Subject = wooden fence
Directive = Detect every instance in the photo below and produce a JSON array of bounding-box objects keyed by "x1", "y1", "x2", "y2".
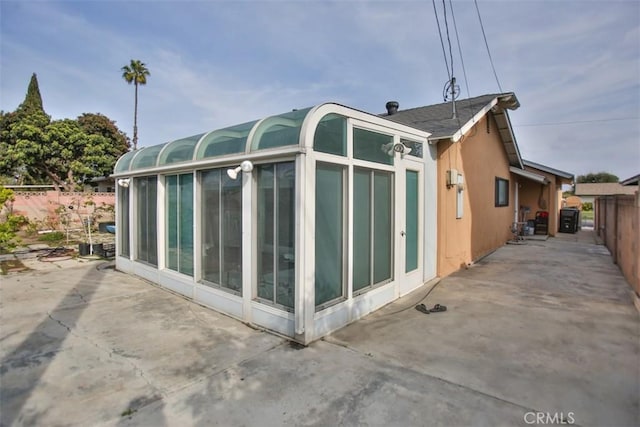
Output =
[{"x1": 595, "y1": 192, "x2": 640, "y2": 294}]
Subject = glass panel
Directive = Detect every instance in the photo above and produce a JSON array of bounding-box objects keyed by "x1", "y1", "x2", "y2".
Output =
[
  {"x1": 118, "y1": 186, "x2": 130, "y2": 256},
  {"x1": 158, "y1": 134, "x2": 203, "y2": 165},
  {"x1": 114, "y1": 151, "x2": 135, "y2": 173},
  {"x1": 405, "y1": 170, "x2": 418, "y2": 272},
  {"x1": 201, "y1": 170, "x2": 221, "y2": 284},
  {"x1": 165, "y1": 174, "x2": 193, "y2": 276},
  {"x1": 130, "y1": 144, "x2": 167, "y2": 170},
  {"x1": 251, "y1": 108, "x2": 311, "y2": 151},
  {"x1": 221, "y1": 173, "x2": 242, "y2": 292},
  {"x1": 401, "y1": 138, "x2": 424, "y2": 159},
  {"x1": 373, "y1": 172, "x2": 392, "y2": 283},
  {"x1": 353, "y1": 128, "x2": 394, "y2": 165},
  {"x1": 136, "y1": 176, "x2": 157, "y2": 266},
  {"x1": 276, "y1": 163, "x2": 295, "y2": 308},
  {"x1": 166, "y1": 175, "x2": 179, "y2": 271},
  {"x1": 196, "y1": 121, "x2": 258, "y2": 159},
  {"x1": 315, "y1": 164, "x2": 344, "y2": 306},
  {"x1": 200, "y1": 169, "x2": 242, "y2": 293},
  {"x1": 314, "y1": 114, "x2": 347, "y2": 156},
  {"x1": 256, "y1": 162, "x2": 295, "y2": 309},
  {"x1": 179, "y1": 174, "x2": 194, "y2": 276},
  {"x1": 257, "y1": 165, "x2": 275, "y2": 302},
  {"x1": 353, "y1": 169, "x2": 371, "y2": 291}
]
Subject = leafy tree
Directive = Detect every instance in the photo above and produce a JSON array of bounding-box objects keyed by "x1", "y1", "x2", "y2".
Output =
[
  {"x1": 576, "y1": 172, "x2": 619, "y2": 183},
  {"x1": 121, "y1": 59, "x2": 150, "y2": 150},
  {"x1": 0, "y1": 74, "x2": 130, "y2": 191},
  {"x1": 77, "y1": 113, "x2": 131, "y2": 156},
  {"x1": 0, "y1": 74, "x2": 51, "y2": 184}
]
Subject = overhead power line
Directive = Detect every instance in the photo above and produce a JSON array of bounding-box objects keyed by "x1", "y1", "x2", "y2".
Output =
[
  {"x1": 474, "y1": 0, "x2": 503, "y2": 92},
  {"x1": 432, "y1": 0, "x2": 451, "y2": 81},
  {"x1": 515, "y1": 117, "x2": 639, "y2": 127}
]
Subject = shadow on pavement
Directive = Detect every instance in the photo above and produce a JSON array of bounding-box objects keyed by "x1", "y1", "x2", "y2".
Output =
[{"x1": 0, "y1": 265, "x2": 106, "y2": 426}]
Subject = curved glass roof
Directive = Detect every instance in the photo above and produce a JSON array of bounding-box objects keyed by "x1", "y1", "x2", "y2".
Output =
[
  {"x1": 130, "y1": 143, "x2": 167, "y2": 170},
  {"x1": 114, "y1": 150, "x2": 137, "y2": 173},
  {"x1": 115, "y1": 107, "x2": 313, "y2": 173},
  {"x1": 250, "y1": 108, "x2": 311, "y2": 151},
  {"x1": 195, "y1": 120, "x2": 257, "y2": 160},
  {"x1": 158, "y1": 133, "x2": 205, "y2": 166}
]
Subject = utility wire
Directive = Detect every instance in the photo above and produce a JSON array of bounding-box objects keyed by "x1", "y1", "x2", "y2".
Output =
[
  {"x1": 474, "y1": 0, "x2": 503, "y2": 92},
  {"x1": 442, "y1": 0, "x2": 454, "y2": 79},
  {"x1": 432, "y1": 0, "x2": 451, "y2": 81},
  {"x1": 449, "y1": 0, "x2": 470, "y2": 99},
  {"x1": 515, "y1": 117, "x2": 639, "y2": 127}
]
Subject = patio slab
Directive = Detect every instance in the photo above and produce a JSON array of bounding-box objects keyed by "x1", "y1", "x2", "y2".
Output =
[{"x1": 1, "y1": 231, "x2": 638, "y2": 426}]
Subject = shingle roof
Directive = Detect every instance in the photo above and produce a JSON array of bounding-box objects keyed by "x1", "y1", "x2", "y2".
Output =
[
  {"x1": 523, "y1": 160, "x2": 574, "y2": 180},
  {"x1": 620, "y1": 174, "x2": 640, "y2": 186},
  {"x1": 381, "y1": 93, "x2": 514, "y2": 139},
  {"x1": 574, "y1": 182, "x2": 638, "y2": 196},
  {"x1": 380, "y1": 92, "x2": 522, "y2": 167}
]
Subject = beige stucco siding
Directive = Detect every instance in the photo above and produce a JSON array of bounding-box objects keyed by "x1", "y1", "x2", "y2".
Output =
[
  {"x1": 519, "y1": 168, "x2": 563, "y2": 235},
  {"x1": 437, "y1": 114, "x2": 513, "y2": 277}
]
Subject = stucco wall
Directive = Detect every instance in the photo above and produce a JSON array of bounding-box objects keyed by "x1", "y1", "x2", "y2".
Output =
[
  {"x1": 7, "y1": 191, "x2": 115, "y2": 230},
  {"x1": 437, "y1": 114, "x2": 514, "y2": 277},
  {"x1": 519, "y1": 168, "x2": 566, "y2": 235}
]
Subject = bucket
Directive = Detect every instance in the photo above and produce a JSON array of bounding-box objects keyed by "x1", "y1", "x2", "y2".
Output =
[{"x1": 78, "y1": 243, "x2": 104, "y2": 256}]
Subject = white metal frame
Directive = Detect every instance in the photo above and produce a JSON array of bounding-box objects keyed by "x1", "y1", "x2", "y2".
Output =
[{"x1": 115, "y1": 103, "x2": 438, "y2": 344}]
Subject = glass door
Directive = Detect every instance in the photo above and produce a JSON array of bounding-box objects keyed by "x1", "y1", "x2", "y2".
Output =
[{"x1": 396, "y1": 146, "x2": 424, "y2": 294}]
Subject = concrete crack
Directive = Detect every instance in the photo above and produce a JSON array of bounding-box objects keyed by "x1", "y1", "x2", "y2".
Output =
[
  {"x1": 322, "y1": 338, "x2": 554, "y2": 420},
  {"x1": 45, "y1": 311, "x2": 164, "y2": 397}
]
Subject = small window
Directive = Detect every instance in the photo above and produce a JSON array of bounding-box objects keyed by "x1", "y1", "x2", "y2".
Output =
[
  {"x1": 314, "y1": 114, "x2": 347, "y2": 156},
  {"x1": 400, "y1": 138, "x2": 423, "y2": 158},
  {"x1": 353, "y1": 128, "x2": 394, "y2": 165},
  {"x1": 495, "y1": 177, "x2": 509, "y2": 207}
]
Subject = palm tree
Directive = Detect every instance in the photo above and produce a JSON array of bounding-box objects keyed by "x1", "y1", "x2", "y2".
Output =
[{"x1": 121, "y1": 60, "x2": 150, "y2": 150}]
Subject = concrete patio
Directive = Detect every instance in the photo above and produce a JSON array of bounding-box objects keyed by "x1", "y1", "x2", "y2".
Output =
[{"x1": 1, "y1": 230, "x2": 638, "y2": 426}]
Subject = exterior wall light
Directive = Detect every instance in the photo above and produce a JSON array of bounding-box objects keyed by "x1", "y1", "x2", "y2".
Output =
[
  {"x1": 382, "y1": 142, "x2": 413, "y2": 157},
  {"x1": 227, "y1": 160, "x2": 254, "y2": 180}
]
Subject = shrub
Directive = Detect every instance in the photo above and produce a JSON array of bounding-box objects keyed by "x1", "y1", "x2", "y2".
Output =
[
  {"x1": 37, "y1": 231, "x2": 65, "y2": 243},
  {"x1": 582, "y1": 202, "x2": 593, "y2": 211}
]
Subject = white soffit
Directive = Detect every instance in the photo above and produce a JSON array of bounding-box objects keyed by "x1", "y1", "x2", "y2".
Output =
[{"x1": 510, "y1": 166, "x2": 548, "y2": 184}]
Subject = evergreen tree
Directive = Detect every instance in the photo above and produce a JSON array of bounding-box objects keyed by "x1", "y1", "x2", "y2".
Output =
[
  {"x1": 16, "y1": 73, "x2": 46, "y2": 117},
  {"x1": 0, "y1": 73, "x2": 130, "y2": 190}
]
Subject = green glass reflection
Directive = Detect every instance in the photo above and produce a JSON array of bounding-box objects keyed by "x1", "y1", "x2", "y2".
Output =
[
  {"x1": 257, "y1": 162, "x2": 295, "y2": 309},
  {"x1": 373, "y1": 172, "x2": 392, "y2": 283},
  {"x1": 166, "y1": 174, "x2": 193, "y2": 276},
  {"x1": 200, "y1": 169, "x2": 242, "y2": 293},
  {"x1": 136, "y1": 176, "x2": 157, "y2": 266},
  {"x1": 405, "y1": 170, "x2": 419, "y2": 272},
  {"x1": 251, "y1": 108, "x2": 311, "y2": 151},
  {"x1": 314, "y1": 114, "x2": 347, "y2": 156},
  {"x1": 353, "y1": 128, "x2": 394, "y2": 165},
  {"x1": 118, "y1": 186, "x2": 130, "y2": 257},
  {"x1": 353, "y1": 169, "x2": 371, "y2": 291},
  {"x1": 179, "y1": 174, "x2": 194, "y2": 276},
  {"x1": 315, "y1": 164, "x2": 344, "y2": 306},
  {"x1": 166, "y1": 175, "x2": 178, "y2": 271}
]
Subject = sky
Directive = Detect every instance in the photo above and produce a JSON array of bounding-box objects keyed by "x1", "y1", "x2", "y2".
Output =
[{"x1": 1, "y1": 0, "x2": 638, "y2": 181}]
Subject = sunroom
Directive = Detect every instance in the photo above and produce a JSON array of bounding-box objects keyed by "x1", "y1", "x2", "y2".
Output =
[{"x1": 112, "y1": 103, "x2": 437, "y2": 344}]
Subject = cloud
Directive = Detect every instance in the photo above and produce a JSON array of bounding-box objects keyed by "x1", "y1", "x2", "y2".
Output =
[{"x1": 1, "y1": 0, "x2": 638, "y2": 179}]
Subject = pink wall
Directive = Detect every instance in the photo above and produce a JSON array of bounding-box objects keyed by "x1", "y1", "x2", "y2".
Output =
[{"x1": 8, "y1": 191, "x2": 115, "y2": 230}]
